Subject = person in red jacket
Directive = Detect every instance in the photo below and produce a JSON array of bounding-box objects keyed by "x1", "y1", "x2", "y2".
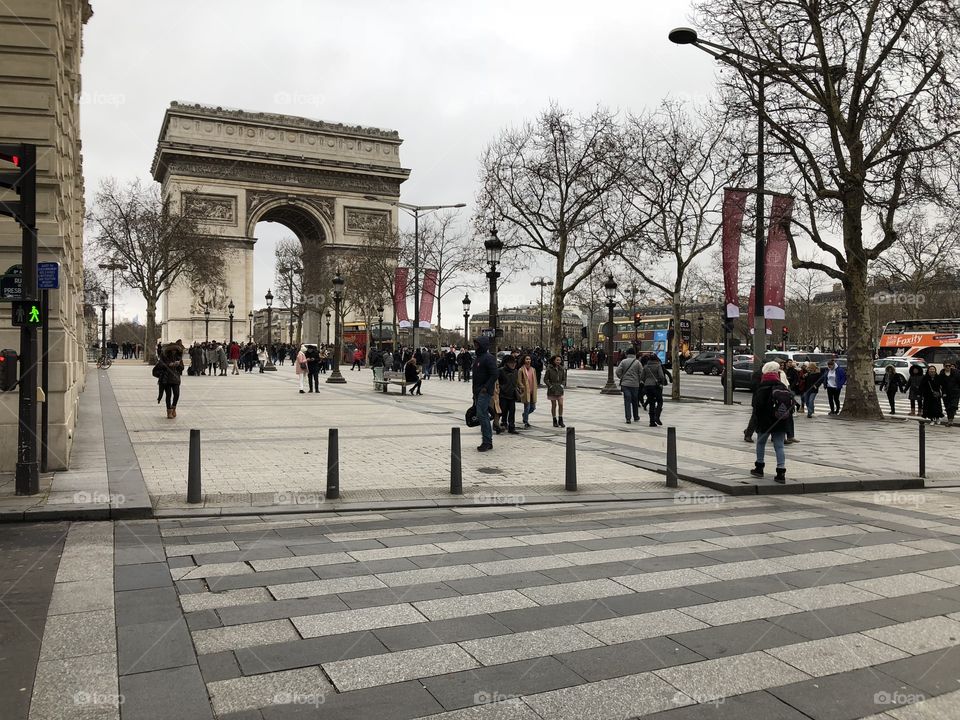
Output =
[
  {"x1": 351, "y1": 348, "x2": 364, "y2": 371},
  {"x1": 229, "y1": 341, "x2": 241, "y2": 375}
]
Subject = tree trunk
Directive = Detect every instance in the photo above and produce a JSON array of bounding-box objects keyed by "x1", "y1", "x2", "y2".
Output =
[
  {"x1": 550, "y1": 263, "x2": 565, "y2": 354},
  {"x1": 144, "y1": 298, "x2": 159, "y2": 364},
  {"x1": 671, "y1": 291, "x2": 682, "y2": 401},
  {"x1": 842, "y1": 258, "x2": 882, "y2": 419}
]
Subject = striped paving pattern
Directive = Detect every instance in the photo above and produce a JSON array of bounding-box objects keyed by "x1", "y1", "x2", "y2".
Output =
[{"x1": 159, "y1": 496, "x2": 960, "y2": 719}]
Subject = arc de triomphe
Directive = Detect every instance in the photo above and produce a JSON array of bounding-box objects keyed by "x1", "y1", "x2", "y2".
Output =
[{"x1": 150, "y1": 102, "x2": 409, "y2": 345}]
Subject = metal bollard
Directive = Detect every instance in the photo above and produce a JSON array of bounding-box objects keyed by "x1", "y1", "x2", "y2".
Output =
[
  {"x1": 666, "y1": 426, "x2": 678, "y2": 488},
  {"x1": 450, "y1": 427, "x2": 463, "y2": 495},
  {"x1": 565, "y1": 426, "x2": 577, "y2": 491},
  {"x1": 326, "y1": 428, "x2": 340, "y2": 500},
  {"x1": 187, "y1": 429, "x2": 202, "y2": 504},
  {"x1": 919, "y1": 421, "x2": 926, "y2": 478}
]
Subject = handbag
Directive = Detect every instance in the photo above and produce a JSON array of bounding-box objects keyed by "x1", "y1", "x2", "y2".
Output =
[
  {"x1": 152, "y1": 362, "x2": 164, "y2": 379},
  {"x1": 299, "y1": 362, "x2": 307, "y2": 370},
  {"x1": 465, "y1": 405, "x2": 480, "y2": 427}
]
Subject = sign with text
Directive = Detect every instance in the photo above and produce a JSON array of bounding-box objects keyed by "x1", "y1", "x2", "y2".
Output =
[{"x1": 38, "y1": 262, "x2": 59, "y2": 289}]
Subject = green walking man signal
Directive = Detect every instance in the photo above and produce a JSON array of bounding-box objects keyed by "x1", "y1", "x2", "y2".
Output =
[{"x1": 12, "y1": 300, "x2": 42, "y2": 327}]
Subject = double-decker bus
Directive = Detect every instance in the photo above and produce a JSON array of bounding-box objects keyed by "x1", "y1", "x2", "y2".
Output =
[
  {"x1": 597, "y1": 315, "x2": 692, "y2": 363},
  {"x1": 878, "y1": 318, "x2": 960, "y2": 368}
]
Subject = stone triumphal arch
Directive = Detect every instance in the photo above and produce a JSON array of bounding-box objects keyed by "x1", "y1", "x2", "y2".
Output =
[{"x1": 151, "y1": 102, "x2": 409, "y2": 344}]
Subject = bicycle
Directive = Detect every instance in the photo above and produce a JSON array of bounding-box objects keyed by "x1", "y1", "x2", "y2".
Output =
[{"x1": 96, "y1": 353, "x2": 113, "y2": 369}]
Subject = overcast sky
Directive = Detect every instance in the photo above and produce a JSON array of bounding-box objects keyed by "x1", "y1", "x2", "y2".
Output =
[{"x1": 81, "y1": 0, "x2": 718, "y2": 329}]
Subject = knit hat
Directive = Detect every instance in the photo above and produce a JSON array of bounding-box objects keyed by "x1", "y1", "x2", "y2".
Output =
[{"x1": 762, "y1": 361, "x2": 781, "y2": 374}]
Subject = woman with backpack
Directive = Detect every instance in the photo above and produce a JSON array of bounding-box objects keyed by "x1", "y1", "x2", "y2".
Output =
[
  {"x1": 879, "y1": 364, "x2": 907, "y2": 414},
  {"x1": 154, "y1": 342, "x2": 184, "y2": 419},
  {"x1": 751, "y1": 361, "x2": 793, "y2": 484}
]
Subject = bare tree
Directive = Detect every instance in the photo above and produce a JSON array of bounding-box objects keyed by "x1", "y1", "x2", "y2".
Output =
[
  {"x1": 618, "y1": 99, "x2": 746, "y2": 399},
  {"x1": 418, "y1": 212, "x2": 479, "y2": 344},
  {"x1": 786, "y1": 266, "x2": 831, "y2": 348},
  {"x1": 476, "y1": 103, "x2": 641, "y2": 353},
  {"x1": 87, "y1": 179, "x2": 226, "y2": 362},
  {"x1": 274, "y1": 238, "x2": 306, "y2": 344},
  {"x1": 695, "y1": 0, "x2": 960, "y2": 418}
]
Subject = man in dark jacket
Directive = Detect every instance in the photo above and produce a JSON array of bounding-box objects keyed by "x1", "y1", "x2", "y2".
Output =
[
  {"x1": 498, "y1": 354, "x2": 519, "y2": 433},
  {"x1": 472, "y1": 337, "x2": 498, "y2": 451},
  {"x1": 751, "y1": 361, "x2": 791, "y2": 483}
]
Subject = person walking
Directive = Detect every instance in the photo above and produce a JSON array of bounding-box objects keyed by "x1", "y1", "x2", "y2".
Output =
[
  {"x1": 518, "y1": 354, "x2": 538, "y2": 428},
  {"x1": 216, "y1": 343, "x2": 228, "y2": 376},
  {"x1": 821, "y1": 358, "x2": 846, "y2": 415},
  {"x1": 907, "y1": 363, "x2": 925, "y2": 416},
  {"x1": 305, "y1": 344, "x2": 320, "y2": 392},
  {"x1": 295, "y1": 344, "x2": 308, "y2": 393},
  {"x1": 879, "y1": 365, "x2": 906, "y2": 414},
  {"x1": 405, "y1": 355, "x2": 422, "y2": 396},
  {"x1": 920, "y1": 365, "x2": 944, "y2": 424},
  {"x1": 499, "y1": 354, "x2": 519, "y2": 434},
  {"x1": 751, "y1": 361, "x2": 793, "y2": 484},
  {"x1": 155, "y1": 341, "x2": 184, "y2": 419},
  {"x1": 939, "y1": 361, "x2": 959, "y2": 426},
  {"x1": 230, "y1": 341, "x2": 241, "y2": 375},
  {"x1": 640, "y1": 353, "x2": 667, "y2": 427},
  {"x1": 800, "y1": 361, "x2": 822, "y2": 417},
  {"x1": 544, "y1": 354, "x2": 567, "y2": 427},
  {"x1": 471, "y1": 337, "x2": 497, "y2": 451},
  {"x1": 615, "y1": 347, "x2": 642, "y2": 424}
]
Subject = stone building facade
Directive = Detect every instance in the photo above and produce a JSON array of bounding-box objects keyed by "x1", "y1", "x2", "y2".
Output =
[{"x1": 0, "y1": 0, "x2": 92, "y2": 471}]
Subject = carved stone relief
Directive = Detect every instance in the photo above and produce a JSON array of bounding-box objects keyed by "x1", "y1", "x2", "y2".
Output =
[
  {"x1": 191, "y1": 283, "x2": 229, "y2": 314},
  {"x1": 344, "y1": 207, "x2": 389, "y2": 235},
  {"x1": 182, "y1": 192, "x2": 236, "y2": 224}
]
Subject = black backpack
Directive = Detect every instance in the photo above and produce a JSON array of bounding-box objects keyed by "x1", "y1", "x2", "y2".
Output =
[{"x1": 771, "y1": 386, "x2": 795, "y2": 421}]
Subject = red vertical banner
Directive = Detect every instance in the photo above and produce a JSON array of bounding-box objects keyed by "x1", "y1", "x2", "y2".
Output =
[
  {"x1": 748, "y1": 285, "x2": 774, "y2": 338},
  {"x1": 722, "y1": 189, "x2": 748, "y2": 318},
  {"x1": 394, "y1": 267, "x2": 411, "y2": 328},
  {"x1": 418, "y1": 269, "x2": 438, "y2": 329},
  {"x1": 763, "y1": 194, "x2": 794, "y2": 320}
]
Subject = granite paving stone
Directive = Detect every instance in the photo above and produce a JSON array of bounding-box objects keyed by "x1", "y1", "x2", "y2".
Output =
[
  {"x1": 29, "y1": 652, "x2": 120, "y2": 720},
  {"x1": 118, "y1": 664, "x2": 214, "y2": 720},
  {"x1": 197, "y1": 651, "x2": 242, "y2": 682},
  {"x1": 323, "y1": 643, "x2": 480, "y2": 692},
  {"x1": 654, "y1": 651, "x2": 810, "y2": 703},
  {"x1": 769, "y1": 582, "x2": 885, "y2": 610},
  {"x1": 207, "y1": 667, "x2": 331, "y2": 716},
  {"x1": 179, "y1": 587, "x2": 273, "y2": 612},
  {"x1": 460, "y1": 625, "x2": 603, "y2": 665},
  {"x1": 46, "y1": 579, "x2": 114, "y2": 615},
  {"x1": 414, "y1": 589, "x2": 538, "y2": 621},
  {"x1": 267, "y1": 574, "x2": 385, "y2": 600},
  {"x1": 115, "y1": 585, "x2": 185, "y2": 629},
  {"x1": 259, "y1": 679, "x2": 443, "y2": 720},
  {"x1": 248, "y1": 552, "x2": 353, "y2": 571},
  {"x1": 117, "y1": 617, "x2": 196, "y2": 675},
  {"x1": 766, "y1": 631, "x2": 910, "y2": 675},
  {"x1": 115, "y1": 562, "x2": 175, "y2": 590},
  {"x1": 668, "y1": 619, "x2": 809, "y2": 659},
  {"x1": 185, "y1": 609, "x2": 223, "y2": 631},
  {"x1": 522, "y1": 671, "x2": 694, "y2": 720},
  {"x1": 769, "y1": 667, "x2": 924, "y2": 720},
  {"x1": 640, "y1": 690, "x2": 813, "y2": 720},
  {"x1": 679, "y1": 596, "x2": 800, "y2": 626},
  {"x1": 850, "y1": 572, "x2": 954, "y2": 598},
  {"x1": 578, "y1": 609, "x2": 709, "y2": 644},
  {"x1": 554, "y1": 636, "x2": 705, "y2": 682},
  {"x1": 373, "y1": 615, "x2": 512, "y2": 652},
  {"x1": 864, "y1": 616, "x2": 960, "y2": 655},
  {"x1": 516, "y1": 578, "x2": 633, "y2": 605},
  {"x1": 875, "y1": 647, "x2": 960, "y2": 696},
  {"x1": 291, "y1": 602, "x2": 427, "y2": 637},
  {"x1": 233, "y1": 631, "x2": 388, "y2": 674},
  {"x1": 192, "y1": 619, "x2": 300, "y2": 655},
  {"x1": 165, "y1": 541, "x2": 240, "y2": 557}
]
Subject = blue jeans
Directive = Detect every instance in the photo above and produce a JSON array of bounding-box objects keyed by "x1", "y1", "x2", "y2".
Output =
[
  {"x1": 622, "y1": 386, "x2": 640, "y2": 420},
  {"x1": 522, "y1": 401, "x2": 536, "y2": 425},
  {"x1": 802, "y1": 389, "x2": 817, "y2": 415},
  {"x1": 476, "y1": 391, "x2": 493, "y2": 446},
  {"x1": 756, "y1": 431, "x2": 786, "y2": 468}
]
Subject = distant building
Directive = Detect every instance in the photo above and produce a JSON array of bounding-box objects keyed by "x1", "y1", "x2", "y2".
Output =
[{"x1": 469, "y1": 307, "x2": 583, "y2": 349}]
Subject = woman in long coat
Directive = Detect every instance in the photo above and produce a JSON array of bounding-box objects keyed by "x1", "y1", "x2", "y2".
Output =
[
  {"x1": 517, "y1": 354, "x2": 538, "y2": 429},
  {"x1": 920, "y1": 365, "x2": 944, "y2": 424}
]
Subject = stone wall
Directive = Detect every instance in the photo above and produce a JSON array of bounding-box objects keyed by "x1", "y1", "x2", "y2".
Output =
[{"x1": 0, "y1": 0, "x2": 92, "y2": 470}]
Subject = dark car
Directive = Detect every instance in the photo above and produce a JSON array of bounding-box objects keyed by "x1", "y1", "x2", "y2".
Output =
[
  {"x1": 684, "y1": 351, "x2": 725, "y2": 376},
  {"x1": 720, "y1": 360, "x2": 757, "y2": 391}
]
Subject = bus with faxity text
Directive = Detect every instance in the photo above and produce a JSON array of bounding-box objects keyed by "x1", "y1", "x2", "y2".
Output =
[{"x1": 878, "y1": 318, "x2": 960, "y2": 369}]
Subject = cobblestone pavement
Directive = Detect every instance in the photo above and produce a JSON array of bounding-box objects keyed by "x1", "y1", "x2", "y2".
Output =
[
  {"x1": 19, "y1": 489, "x2": 960, "y2": 719},
  {"x1": 102, "y1": 364, "x2": 956, "y2": 508}
]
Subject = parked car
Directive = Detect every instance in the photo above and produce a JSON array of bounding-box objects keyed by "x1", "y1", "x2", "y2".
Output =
[
  {"x1": 684, "y1": 351, "x2": 725, "y2": 375},
  {"x1": 732, "y1": 354, "x2": 754, "y2": 363},
  {"x1": 720, "y1": 361, "x2": 757, "y2": 391},
  {"x1": 873, "y1": 356, "x2": 926, "y2": 384}
]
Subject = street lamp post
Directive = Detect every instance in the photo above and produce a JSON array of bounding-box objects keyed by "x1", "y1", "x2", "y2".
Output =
[
  {"x1": 462, "y1": 293, "x2": 471, "y2": 344},
  {"x1": 327, "y1": 270, "x2": 347, "y2": 384},
  {"x1": 264, "y1": 290, "x2": 276, "y2": 371},
  {"x1": 100, "y1": 292, "x2": 108, "y2": 360},
  {"x1": 98, "y1": 260, "x2": 127, "y2": 343},
  {"x1": 228, "y1": 299, "x2": 235, "y2": 346},
  {"x1": 204, "y1": 306, "x2": 210, "y2": 343},
  {"x1": 484, "y1": 228, "x2": 504, "y2": 354},
  {"x1": 697, "y1": 312, "x2": 704, "y2": 351},
  {"x1": 530, "y1": 277, "x2": 554, "y2": 350},
  {"x1": 601, "y1": 274, "x2": 619, "y2": 394},
  {"x1": 362, "y1": 196, "x2": 466, "y2": 349},
  {"x1": 248, "y1": 312, "x2": 253, "y2": 342},
  {"x1": 325, "y1": 311, "x2": 331, "y2": 345},
  {"x1": 377, "y1": 301, "x2": 384, "y2": 351}
]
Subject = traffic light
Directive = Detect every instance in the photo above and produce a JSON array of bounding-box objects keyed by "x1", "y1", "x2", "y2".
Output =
[
  {"x1": 782, "y1": 325, "x2": 789, "y2": 342},
  {"x1": 580, "y1": 326, "x2": 587, "y2": 339},
  {"x1": 633, "y1": 312, "x2": 642, "y2": 328},
  {"x1": 0, "y1": 144, "x2": 36, "y2": 228},
  {"x1": 0, "y1": 349, "x2": 18, "y2": 391},
  {"x1": 721, "y1": 310, "x2": 735, "y2": 333},
  {"x1": 11, "y1": 300, "x2": 42, "y2": 327}
]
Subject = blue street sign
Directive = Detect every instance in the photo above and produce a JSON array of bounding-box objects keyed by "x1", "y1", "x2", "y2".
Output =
[{"x1": 38, "y1": 261, "x2": 59, "y2": 290}]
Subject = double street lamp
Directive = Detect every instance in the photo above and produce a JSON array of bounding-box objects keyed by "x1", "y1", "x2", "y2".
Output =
[
  {"x1": 601, "y1": 274, "x2": 620, "y2": 395},
  {"x1": 204, "y1": 306, "x2": 210, "y2": 343},
  {"x1": 264, "y1": 290, "x2": 276, "y2": 371},
  {"x1": 363, "y1": 196, "x2": 466, "y2": 349},
  {"x1": 327, "y1": 270, "x2": 347, "y2": 384},
  {"x1": 98, "y1": 259, "x2": 127, "y2": 343},
  {"x1": 376, "y1": 300, "x2": 384, "y2": 351},
  {"x1": 530, "y1": 277, "x2": 554, "y2": 350},
  {"x1": 697, "y1": 312, "x2": 704, "y2": 351},
  {"x1": 248, "y1": 311, "x2": 253, "y2": 342},
  {"x1": 325, "y1": 311, "x2": 331, "y2": 346},
  {"x1": 462, "y1": 293, "x2": 471, "y2": 343},
  {"x1": 484, "y1": 228, "x2": 504, "y2": 354},
  {"x1": 228, "y1": 299, "x2": 235, "y2": 346}
]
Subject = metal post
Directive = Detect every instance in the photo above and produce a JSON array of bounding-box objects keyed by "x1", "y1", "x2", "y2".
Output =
[
  {"x1": 327, "y1": 296, "x2": 346, "y2": 383},
  {"x1": 724, "y1": 322, "x2": 733, "y2": 405},
  {"x1": 487, "y1": 267, "x2": 500, "y2": 355},
  {"x1": 40, "y1": 288, "x2": 48, "y2": 472},
  {"x1": 413, "y1": 210, "x2": 420, "y2": 350},
  {"x1": 14, "y1": 145, "x2": 38, "y2": 495},
  {"x1": 187, "y1": 429, "x2": 202, "y2": 503},
  {"x1": 450, "y1": 427, "x2": 462, "y2": 494},
  {"x1": 752, "y1": 72, "x2": 766, "y2": 375},
  {"x1": 229, "y1": 314, "x2": 233, "y2": 345},
  {"x1": 666, "y1": 426, "x2": 679, "y2": 488},
  {"x1": 601, "y1": 301, "x2": 618, "y2": 394},
  {"x1": 326, "y1": 427, "x2": 340, "y2": 499},
  {"x1": 565, "y1": 426, "x2": 577, "y2": 491},
  {"x1": 919, "y1": 422, "x2": 926, "y2": 478},
  {"x1": 464, "y1": 311, "x2": 469, "y2": 343}
]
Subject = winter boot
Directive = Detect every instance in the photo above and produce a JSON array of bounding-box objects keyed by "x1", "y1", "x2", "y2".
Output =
[
  {"x1": 552, "y1": 417, "x2": 559, "y2": 427},
  {"x1": 774, "y1": 467, "x2": 787, "y2": 484},
  {"x1": 166, "y1": 408, "x2": 173, "y2": 419},
  {"x1": 749, "y1": 462, "x2": 764, "y2": 478},
  {"x1": 558, "y1": 416, "x2": 565, "y2": 428}
]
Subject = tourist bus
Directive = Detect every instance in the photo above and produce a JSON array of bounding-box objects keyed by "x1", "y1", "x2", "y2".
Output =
[
  {"x1": 877, "y1": 318, "x2": 960, "y2": 369},
  {"x1": 597, "y1": 315, "x2": 692, "y2": 364}
]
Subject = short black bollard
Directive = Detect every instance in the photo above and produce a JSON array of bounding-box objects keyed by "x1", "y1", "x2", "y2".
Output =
[
  {"x1": 326, "y1": 428, "x2": 340, "y2": 500},
  {"x1": 187, "y1": 429, "x2": 202, "y2": 504},
  {"x1": 666, "y1": 426, "x2": 678, "y2": 488},
  {"x1": 919, "y1": 421, "x2": 926, "y2": 478},
  {"x1": 565, "y1": 426, "x2": 577, "y2": 491},
  {"x1": 450, "y1": 427, "x2": 463, "y2": 495}
]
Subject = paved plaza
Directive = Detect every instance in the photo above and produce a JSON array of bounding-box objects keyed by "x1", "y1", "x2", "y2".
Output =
[{"x1": 9, "y1": 489, "x2": 960, "y2": 719}]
